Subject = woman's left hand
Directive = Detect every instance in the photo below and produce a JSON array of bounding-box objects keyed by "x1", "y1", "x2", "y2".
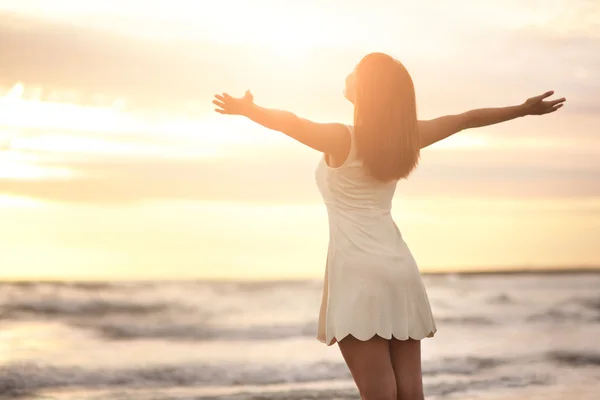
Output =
[
  {"x1": 521, "y1": 91, "x2": 566, "y2": 116},
  {"x1": 213, "y1": 90, "x2": 254, "y2": 116}
]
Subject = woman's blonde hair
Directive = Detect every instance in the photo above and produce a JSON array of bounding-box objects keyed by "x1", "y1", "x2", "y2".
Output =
[{"x1": 353, "y1": 52, "x2": 420, "y2": 181}]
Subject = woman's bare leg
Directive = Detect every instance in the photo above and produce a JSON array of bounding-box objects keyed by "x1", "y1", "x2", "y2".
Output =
[
  {"x1": 338, "y1": 335, "x2": 397, "y2": 400},
  {"x1": 389, "y1": 338, "x2": 424, "y2": 400}
]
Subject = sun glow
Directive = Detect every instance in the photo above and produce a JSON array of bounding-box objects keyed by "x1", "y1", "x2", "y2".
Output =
[
  {"x1": 0, "y1": 195, "x2": 46, "y2": 208},
  {"x1": 428, "y1": 134, "x2": 489, "y2": 149},
  {"x1": 0, "y1": 0, "x2": 330, "y2": 59},
  {"x1": 0, "y1": 153, "x2": 74, "y2": 180},
  {"x1": 0, "y1": 83, "x2": 296, "y2": 181},
  {"x1": 0, "y1": 84, "x2": 210, "y2": 181},
  {"x1": 0, "y1": 0, "x2": 599, "y2": 279},
  {"x1": 0, "y1": 83, "x2": 133, "y2": 134},
  {"x1": 0, "y1": 83, "x2": 281, "y2": 147}
]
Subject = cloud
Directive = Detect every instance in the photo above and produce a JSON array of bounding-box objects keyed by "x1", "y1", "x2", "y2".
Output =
[
  {"x1": 413, "y1": 29, "x2": 600, "y2": 116},
  {"x1": 0, "y1": 153, "x2": 316, "y2": 204},
  {"x1": 1, "y1": 11, "x2": 599, "y2": 116},
  {"x1": 0, "y1": 8, "x2": 598, "y2": 205},
  {"x1": 1, "y1": 143, "x2": 599, "y2": 204},
  {"x1": 0, "y1": 13, "x2": 355, "y2": 115},
  {"x1": 0, "y1": 13, "x2": 214, "y2": 110}
]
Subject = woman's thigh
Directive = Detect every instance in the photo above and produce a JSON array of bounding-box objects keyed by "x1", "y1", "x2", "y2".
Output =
[
  {"x1": 338, "y1": 334, "x2": 397, "y2": 400},
  {"x1": 389, "y1": 338, "x2": 424, "y2": 400}
]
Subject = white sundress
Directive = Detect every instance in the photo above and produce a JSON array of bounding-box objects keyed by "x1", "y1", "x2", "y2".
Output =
[{"x1": 315, "y1": 124, "x2": 437, "y2": 346}]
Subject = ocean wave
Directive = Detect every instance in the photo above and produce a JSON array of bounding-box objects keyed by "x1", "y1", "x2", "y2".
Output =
[
  {"x1": 436, "y1": 316, "x2": 495, "y2": 325},
  {"x1": 582, "y1": 298, "x2": 600, "y2": 312},
  {"x1": 216, "y1": 280, "x2": 317, "y2": 293},
  {"x1": 74, "y1": 317, "x2": 501, "y2": 342},
  {"x1": 57, "y1": 281, "x2": 121, "y2": 291},
  {"x1": 33, "y1": 374, "x2": 550, "y2": 400},
  {"x1": 425, "y1": 373, "x2": 549, "y2": 399},
  {"x1": 3, "y1": 303, "x2": 499, "y2": 343},
  {"x1": 0, "y1": 356, "x2": 510, "y2": 397},
  {"x1": 0, "y1": 361, "x2": 350, "y2": 397},
  {"x1": 527, "y1": 298, "x2": 600, "y2": 323},
  {"x1": 1, "y1": 297, "x2": 172, "y2": 318},
  {"x1": 0, "y1": 281, "x2": 121, "y2": 291},
  {"x1": 72, "y1": 319, "x2": 317, "y2": 341},
  {"x1": 0, "y1": 295, "x2": 322, "y2": 342},
  {"x1": 425, "y1": 356, "x2": 503, "y2": 376},
  {"x1": 486, "y1": 293, "x2": 515, "y2": 304},
  {"x1": 548, "y1": 351, "x2": 600, "y2": 367},
  {"x1": 526, "y1": 309, "x2": 593, "y2": 323}
]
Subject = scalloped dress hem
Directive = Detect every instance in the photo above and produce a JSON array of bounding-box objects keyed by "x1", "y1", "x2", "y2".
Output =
[{"x1": 317, "y1": 329, "x2": 436, "y2": 347}]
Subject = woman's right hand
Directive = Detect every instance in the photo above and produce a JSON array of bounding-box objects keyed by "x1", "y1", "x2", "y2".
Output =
[
  {"x1": 213, "y1": 90, "x2": 254, "y2": 116},
  {"x1": 521, "y1": 91, "x2": 566, "y2": 116}
]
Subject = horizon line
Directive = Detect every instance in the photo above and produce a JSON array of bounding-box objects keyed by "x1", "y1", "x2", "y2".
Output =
[{"x1": 0, "y1": 265, "x2": 599, "y2": 283}]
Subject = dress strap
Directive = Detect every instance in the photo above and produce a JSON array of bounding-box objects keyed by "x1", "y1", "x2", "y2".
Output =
[
  {"x1": 324, "y1": 124, "x2": 356, "y2": 169},
  {"x1": 344, "y1": 124, "x2": 356, "y2": 164}
]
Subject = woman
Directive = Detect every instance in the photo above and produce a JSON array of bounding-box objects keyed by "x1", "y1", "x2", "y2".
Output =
[{"x1": 213, "y1": 52, "x2": 565, "y2": 400}]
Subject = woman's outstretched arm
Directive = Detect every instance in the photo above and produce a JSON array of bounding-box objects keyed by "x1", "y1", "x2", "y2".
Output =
[
  {"x1": 418, "y1": 90, "x2": 566, "y2": 149},
  {"x1": 213, "y1": 90, "x2": 350, "y2": 157}
]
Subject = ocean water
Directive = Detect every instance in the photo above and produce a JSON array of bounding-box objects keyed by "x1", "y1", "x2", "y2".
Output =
[{"x1": 0, "y1": 272, "x2": 599, "y2": 400}]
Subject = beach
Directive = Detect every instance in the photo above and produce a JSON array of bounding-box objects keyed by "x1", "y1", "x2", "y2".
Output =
[{"x1": 0, "y1": 271, "x2": 598, "y2": 399}]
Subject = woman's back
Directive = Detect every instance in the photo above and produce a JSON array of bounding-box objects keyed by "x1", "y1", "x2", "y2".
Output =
[
  {"x1": 316, "y1": 126, "x2": 397, "y2": 213},
  {"x1": 315, "y1": 125, "x2": 404, "y2": 255},
  {"x1": 315, "y1": 125, "x2": 436, "y2": 346}
]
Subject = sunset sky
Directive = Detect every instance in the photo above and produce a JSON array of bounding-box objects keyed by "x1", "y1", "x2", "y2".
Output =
[{"x1": 0, "y1": 0, "x2": 598, "y2": 280}]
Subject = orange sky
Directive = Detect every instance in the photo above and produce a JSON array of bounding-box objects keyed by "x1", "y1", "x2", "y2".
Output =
[{"x1": 0, "y1": 0, "x2": 599, "y2": 280}]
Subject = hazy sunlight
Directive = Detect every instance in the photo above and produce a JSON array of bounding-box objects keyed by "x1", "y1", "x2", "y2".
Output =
[{"x1": 0, "y1": 0, "x2": 598, "y2": 280}]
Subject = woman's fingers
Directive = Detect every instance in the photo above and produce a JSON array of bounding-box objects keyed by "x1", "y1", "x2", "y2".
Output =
[
  {"x1": 541, "y1": 98, "x2": 566, "y2": 112},
  {"x1": 547, "y1": 97, "x2": 566, "y2": 107},
  {"x1": 212, "y1": 97, "x2": 230, "y2": 114},
  {"x1": 214, "y1": 91, "x2": 250, "y2": 115},
  {"x1": 530, "y1": 90, "x2": 555, "y2": 104},
  {"x1": 543, "y1": 103, "x2": 564, "y2": 114},
  {"x1": 212, "y1": 99, "x2": 226, "y2": 109},
  {"x1": 539, "y1": 90, "x2": 555, "y2": 101}
]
